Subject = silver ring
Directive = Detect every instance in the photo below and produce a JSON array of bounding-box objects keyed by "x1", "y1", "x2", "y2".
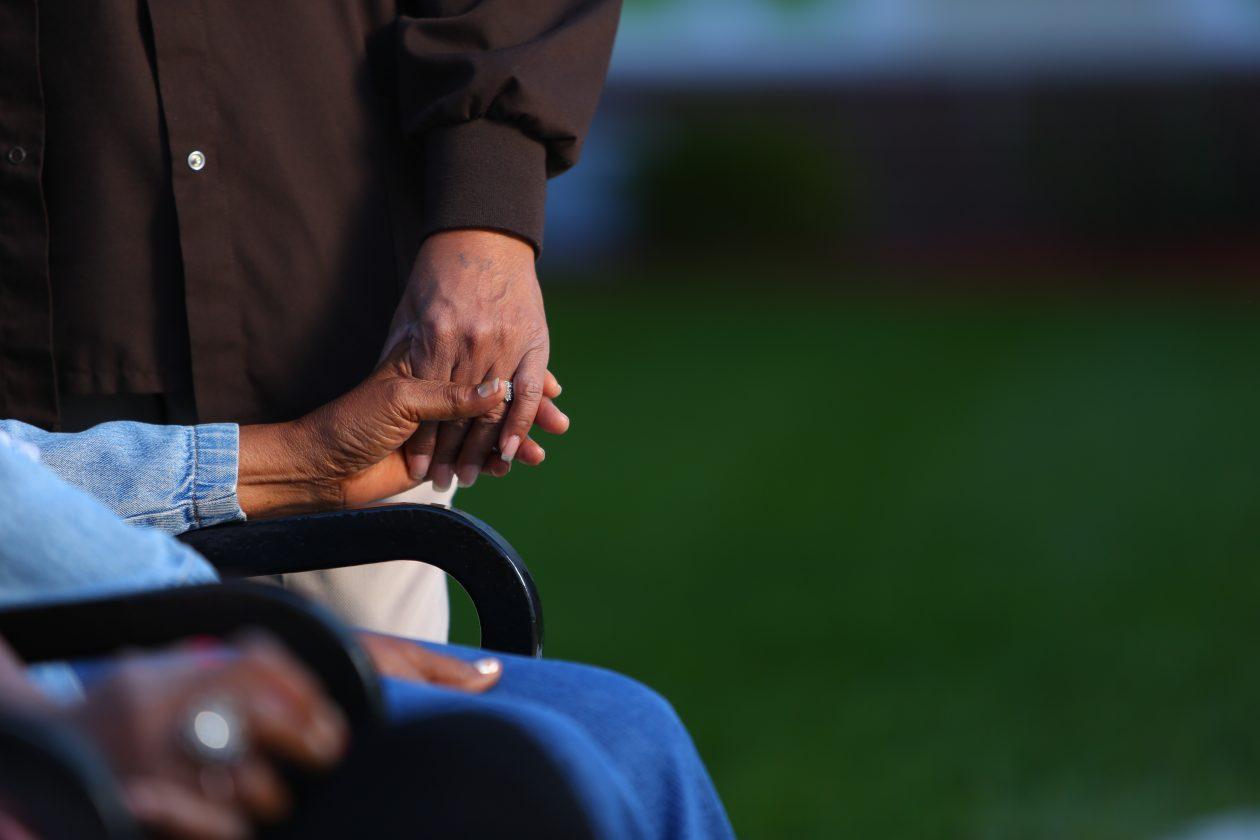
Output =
[
  {"x1": 503, "y1": 380, "x2": 514, "y2": 404},
  {"x1": 180, "y1": 696, "x2": 248, "y2": 766}
]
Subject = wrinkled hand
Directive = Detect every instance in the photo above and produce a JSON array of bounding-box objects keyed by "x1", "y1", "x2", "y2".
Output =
[
  {"x1": 237, "y1": 341, "x2": 509, "y2": 517},
  {"x1": 477, "y1": 369, "x2": 568, "y2": 479},
  {"x1": 385, "y1": 229, "x2": 553, "y2": 491},
  {"x1": 355, "y1": 632, "x2": 502, "y2": 691},
  {"x1": 65, "y1": 636, "x2": 347, "y2": 840}
]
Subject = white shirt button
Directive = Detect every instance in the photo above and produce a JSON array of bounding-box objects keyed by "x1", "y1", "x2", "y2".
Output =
[{"x1": 187, "y1": 150, "x2": 206, "y2": 172}]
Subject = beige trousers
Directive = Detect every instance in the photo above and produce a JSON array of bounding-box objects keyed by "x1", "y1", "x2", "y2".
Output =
[{"x1": 278, "y1": 483, "x2": 456, "y2": 641}]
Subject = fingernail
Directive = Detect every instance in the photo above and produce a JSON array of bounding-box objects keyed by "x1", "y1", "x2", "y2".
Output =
[
  {"x1": 431, "y1": 464, "x2": 453, "y2": 492},
  {"x1": 407, "y1": 454, "x2": 429, "y2": 481},
  {"x1": 477, "y1": 378, "x2": 501, "y2": 398},
  {"x1": 473, "y1": 658, "x2": 501, "y2": 676},
  {"x1": 500, "y1": 435, "x2": 521, "y2": 463},
  {"x1": 456, "y1": 465, "x2": 479, "y2": 488}
]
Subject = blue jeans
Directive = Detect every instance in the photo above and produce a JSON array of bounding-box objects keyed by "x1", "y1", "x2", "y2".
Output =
[
  {"x1": 0, "y1": 428, "x2": 733, "y2": 835},
  {"x1": 71, "y1": 642, "x2": 733, "y2": 839},
  {"x1": 386, "y1": 643, "x2": 734, "y2": 840}
]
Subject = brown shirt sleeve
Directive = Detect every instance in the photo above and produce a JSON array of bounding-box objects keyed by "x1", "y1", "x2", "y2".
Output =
[{"x1": 397, "y1": 0, "x2": 623, "y2": 253}]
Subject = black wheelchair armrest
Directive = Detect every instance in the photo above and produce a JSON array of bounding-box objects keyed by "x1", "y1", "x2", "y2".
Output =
[
  {"x1": 0, "y1": 582, "x2": 384, "y2": 728},
  {"x1": 179, "y1": 504, "x2": 544, "y2": 657},
  {"x1": 0, "y1": 708, "x2": 139, "y2": 839}
]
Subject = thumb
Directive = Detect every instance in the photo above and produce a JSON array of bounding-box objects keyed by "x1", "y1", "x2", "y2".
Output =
[{"x1": 394, "y1": 377, "x2": 504, "y2": 422}]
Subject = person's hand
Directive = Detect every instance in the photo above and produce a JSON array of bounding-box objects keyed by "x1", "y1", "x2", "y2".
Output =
[
  {"x1": 355, "y1": 632, "x2": 502, "y2": 691},
  {"x1": 65, "y1": 636, "x2": 348, "y2": 840},
  {"x1": 385, "y1": 229, "x2": 552, "y2": 491},
  {"x1": 471, "y1": 367, "x2": 570, "y2": 480},
  {"x1": 237, "y1": 342, "x2": 510, "y2": 517},
  {"x1": 237, "y1": 336, "x2": 568, "y2": 517}
]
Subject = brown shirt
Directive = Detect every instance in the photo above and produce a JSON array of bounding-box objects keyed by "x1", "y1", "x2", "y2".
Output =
[{"x1": 0, "y1": 0, "x2": 619, "y2": 428}]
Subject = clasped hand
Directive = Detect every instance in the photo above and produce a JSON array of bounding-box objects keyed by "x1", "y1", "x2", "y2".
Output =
[
  {"x1": 384, "y1": 229, "x2": 565, "y2": 491},
  {"x1": 237, "y1": 337, "x2": 565, "y2": 518},
  {"x1": 237, "y1": 228, "x2": 565, "y2": 516}
]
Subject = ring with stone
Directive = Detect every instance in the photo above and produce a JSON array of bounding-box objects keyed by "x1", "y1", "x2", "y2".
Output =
[
  {"x1": 180, "y1": 696, "x2": 248, "y2": 767},
  {"x1": 503, "y1": 380, "x2": 514, "y2": 404}
]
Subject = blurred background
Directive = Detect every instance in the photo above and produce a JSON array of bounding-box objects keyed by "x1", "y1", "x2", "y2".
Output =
[{"x1": 458, "y1": 1, "x2": 1260, "y2": 837}]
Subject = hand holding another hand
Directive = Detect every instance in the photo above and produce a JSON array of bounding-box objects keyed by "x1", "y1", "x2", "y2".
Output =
[
  {"x1": 236, "y1": 227, "x2": 570, "y2": 518},
  {"x1": 236, "y1": 341, "x2": 565, "y2": 518},
  {"x1": 385, "y1": 229, "x2": 558, "y2": 491}
]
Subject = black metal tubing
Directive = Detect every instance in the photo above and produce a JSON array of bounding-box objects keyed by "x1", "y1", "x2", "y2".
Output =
[
  {"x1": 179, "y1": 504, "x2": 543, "y2": 657},
  {"x1": 0, "y1": 582, "x2": 384, "y2": 728},
  {"x1": 0, "y1": 709, "x2": 139, "y2": 840}
]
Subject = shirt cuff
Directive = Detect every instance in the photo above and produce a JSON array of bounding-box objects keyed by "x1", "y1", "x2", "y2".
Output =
[
  {"x1": 191, "y1": 423, "x2": 246, "y2": 528},
  {"x1": 419, "y1": 119, "x2": 548, "y2": 255}
]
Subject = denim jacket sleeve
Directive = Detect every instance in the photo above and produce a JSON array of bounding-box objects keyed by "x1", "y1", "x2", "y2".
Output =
[
  {"x1": 0, "y1": 433, "x2": 219, "y2": 608},
  {"x1": 0, "y1": 420, "x2": 245, "y2": 535}
]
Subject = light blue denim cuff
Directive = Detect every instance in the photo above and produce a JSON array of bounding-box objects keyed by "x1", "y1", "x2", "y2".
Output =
[{"x1": 193, "y1": 424, "x2": 246, "y2": 529}]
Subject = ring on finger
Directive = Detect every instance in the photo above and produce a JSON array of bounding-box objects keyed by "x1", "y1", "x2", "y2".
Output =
[{"x1": 180, "y1": 695, "x2": 248, "y2": 767}]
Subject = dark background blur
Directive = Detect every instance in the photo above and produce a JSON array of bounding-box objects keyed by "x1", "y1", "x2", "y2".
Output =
[{"x1": 459, "y1": 2, "x2": 1260, "y2": 837}]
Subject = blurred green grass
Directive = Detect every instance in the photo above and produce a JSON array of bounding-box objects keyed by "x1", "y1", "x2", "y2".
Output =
[{"x1": 453, "y1": 284, "x2": 1260, "y2": 839}]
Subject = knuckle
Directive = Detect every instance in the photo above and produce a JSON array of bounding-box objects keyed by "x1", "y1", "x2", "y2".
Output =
[
  {"x1": 418, "y1": 313, "x2": 450, "y2": 337},
  {"x1": 441, "y1": 387, "x2": 465, "y2": 414},
  {"x1": 518, "y1": 379, "x2": 544, "y2": 401},
  {"x1": 435, "y1": 420, "x2": 469, "y2": 449},
  {"x1": 408, "y1": 434, "x2": 436, "y2": 456},
  {"x1": 460, "y1": 323, "x2": 495, "y2": 351},
  {"x1": 469, "y1": 320, "x2": 496, "y2": 342},
  {"x1": 419, "y1": 319, "x2": 459, "y2": 353},
  {"x1": 434, "y1": 441, "x2": 463, "y2": 460},
  {"x1": 474, "y1": 405, "x2": 507, "y2": 426},
  {"x1": 381, "y1": 378, "x2": 410, "y2": 409},
  {"x1": 412, "y1": 339, "x2": 454, "y2": 370}
]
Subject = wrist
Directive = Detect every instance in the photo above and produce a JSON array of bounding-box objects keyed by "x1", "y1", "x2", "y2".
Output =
[
  {"x1": 237, "y1": 421, "x2": 342, "y2": 518},
  {"x1": 415, "y1": 230, "x2": 537, "y2": 280}
]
